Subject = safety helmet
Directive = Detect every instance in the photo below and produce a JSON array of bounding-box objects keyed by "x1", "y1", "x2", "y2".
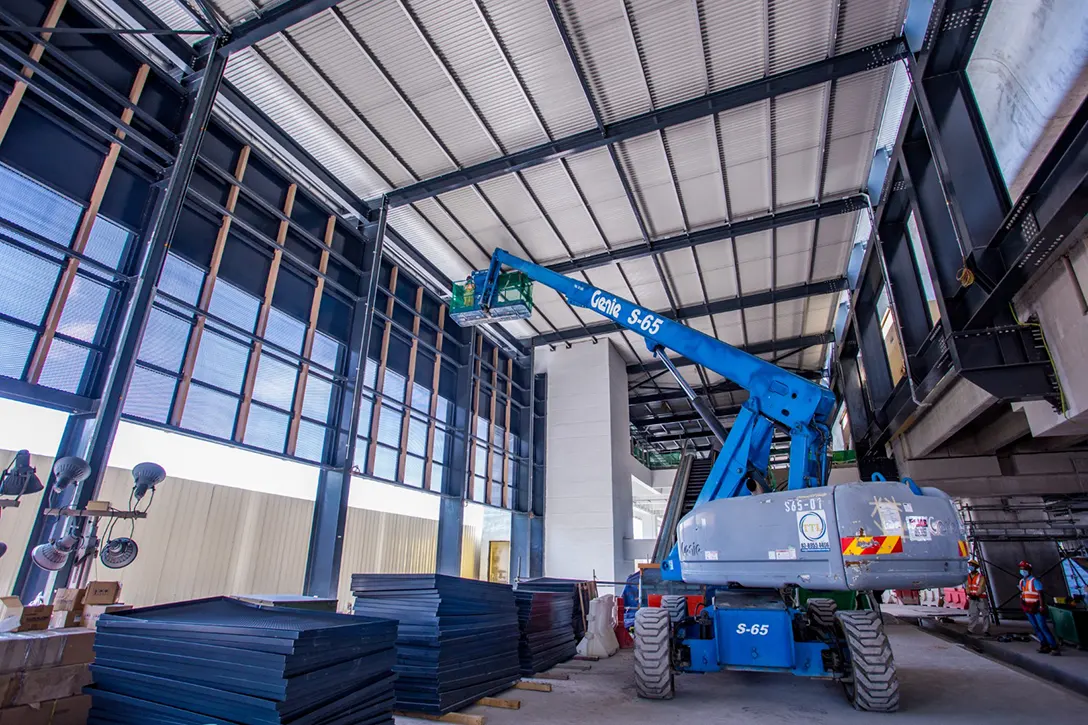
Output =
[
  {"x1": 1019, "y1": 560, "x2": 1032, "y2": 571},
  {"x1": 968, "y1": 559, "x2": 979, "y2": 567}
]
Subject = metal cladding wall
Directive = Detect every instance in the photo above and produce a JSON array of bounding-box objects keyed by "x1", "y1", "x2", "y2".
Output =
[{"x1": 0, "y1": 449, "x2": 440, "y2": 609}]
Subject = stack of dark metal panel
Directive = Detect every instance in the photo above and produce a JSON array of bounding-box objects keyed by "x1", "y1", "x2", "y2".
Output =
[
  {"x1": 514, "y1": 590, "x2": 576, "y2": 674},
  {"x1": 351, "y1": 574, "x2": 520, "y2": 714},
  {"x1": 515, "y1": 578, "x2": 594, "y2": 641},
  {"x1": 84, "y1": 597, "x2": 398, "y2": 725}
]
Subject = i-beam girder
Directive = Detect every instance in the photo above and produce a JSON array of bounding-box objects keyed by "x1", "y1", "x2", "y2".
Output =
[
  {"x1": 381, "y1": 38, "x2": 909, "y2": 207},
  {"x1": 627, "y1": 368, "x2": 824, "y2": 406},
  {"x1": 630, "y1": 332, "x2": 833, "y2": 374},
  {"x1": 220, "y1": 1, "x2": 342, "y2": 55},
  {"x1": 535, "y1": 277, "x2": 847, "y2": 346}
]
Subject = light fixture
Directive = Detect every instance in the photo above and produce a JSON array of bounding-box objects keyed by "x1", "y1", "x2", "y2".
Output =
[
  {"x1": 51, "y1": 456, "x2": 90, "y2": 493},
  {"x1": 0, "y1": 450, "x2": 42, "y2": 496},
  {"x1": 30, "y1": 526, "x2": 81, "y2": 571},
  {"x1": 132, "y1": 462, "x2": 166, "y2": 501},
  {"x1": 99, "y1": 537, "x2": 138, "y2": 569}
]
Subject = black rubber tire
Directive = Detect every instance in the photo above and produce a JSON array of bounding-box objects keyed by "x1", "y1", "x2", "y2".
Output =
[
  {"x1": 807, "y1": 597, "x2": 838, "y2": 628},
  {"x1": 662, "y1": 594, "x2": 687, "y2": 624},
  {"x1": 634, "y1": 607, "x2": 674, "y2": 699},
  {"x1": 835, "y1": 610, "x2": 899, "y2": 712}
]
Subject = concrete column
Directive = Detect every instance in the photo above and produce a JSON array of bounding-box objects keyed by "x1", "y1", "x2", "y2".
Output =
[{"x1": 539, "y1": 341, "x2": 633, "y2": 587}]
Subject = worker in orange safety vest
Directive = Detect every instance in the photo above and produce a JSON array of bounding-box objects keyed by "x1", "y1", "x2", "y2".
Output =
[
  {"x1": 965, "y1": 560, "x2": 990, "y2": 636},
  {"x1": 1019, "y1": 560, "x2": 1060, "y2": 655}
]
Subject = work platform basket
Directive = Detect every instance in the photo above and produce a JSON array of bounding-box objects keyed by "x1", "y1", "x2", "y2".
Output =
[{"x1": 449, "y1": 271, "x2": 534, "y2": 326}]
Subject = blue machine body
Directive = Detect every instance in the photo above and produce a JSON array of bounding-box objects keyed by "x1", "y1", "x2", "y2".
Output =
[{"x1": 466, "y1": 250, "x2": 870, "y2": 680}]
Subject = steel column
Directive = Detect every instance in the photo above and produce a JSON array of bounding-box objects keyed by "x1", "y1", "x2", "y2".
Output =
[
  {"x1": 302, "y1": 198, "x2": 388, "y2": 598},
  {"x1": 13, "y1": 38, "x2": 228, "y2": 602},
  {"x1": 435, "y1": 327, "x2": 477, "y2": 575}
]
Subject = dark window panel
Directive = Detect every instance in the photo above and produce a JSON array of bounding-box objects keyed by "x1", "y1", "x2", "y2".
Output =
[
  {"x1": 171, "y1": 205, "x2": 219, "y2": 269},
  {"x1": 189, "y1": 166, "x2": 231, "y2": 209},
  {"x1": 100, "y1": 162, "x2": 150, "y2": 231},
  {"x1": 317, "y1": 292, "x2": 352, "y2": 343},
  {"x1": 244, "y1": 155, "x2": 289, "y2": 209},
  {"x1": 284, "y1": 227, "x2": 322, "y2": 269},
  {"x1": 330, "y1": 223, "x2": 363, "y2": 268},
  {"x1": 0, "y1": 106, "x2": 102, "y2": 204},
  {"x1": 200, "y1": 123, "x2": 243, "y2": 173},
  {"x1": 271, "y1": 263, "x2": 314, "y2": 320},
  {"x1": 291, "y1": 193, "x2": 328, "y2": 240},
  {"x1": 233, "y1": 195, "x2": 279, "y2": 241},
  {"x1": 219, "y1": 230, "x2": 272, "y2": 296}
]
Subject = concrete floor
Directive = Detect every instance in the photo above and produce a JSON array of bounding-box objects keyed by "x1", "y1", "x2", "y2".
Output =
[{"x1": 400, "y1": 622, "x2": 1088, "y2": 725}]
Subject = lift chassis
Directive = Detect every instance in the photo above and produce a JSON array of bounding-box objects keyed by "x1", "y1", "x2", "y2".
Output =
[{"x1": 455, "y1": 249, "x2": 969, "y2": 712}]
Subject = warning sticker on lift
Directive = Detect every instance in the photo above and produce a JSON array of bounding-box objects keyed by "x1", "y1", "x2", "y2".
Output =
[
  {"x1": 876, "y1": 501, "x2": 903, "y2": 535},
  {"x1": 907, "y1": 516, "x2": 932, "y2": 542},
  {"x1": 797, "y1": 510, "x2": 831, "y2": 553}
]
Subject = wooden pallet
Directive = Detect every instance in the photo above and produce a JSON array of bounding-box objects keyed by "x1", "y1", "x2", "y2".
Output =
[{"x1": 395, "y1": 712, "x2": 485, "y2": 725}]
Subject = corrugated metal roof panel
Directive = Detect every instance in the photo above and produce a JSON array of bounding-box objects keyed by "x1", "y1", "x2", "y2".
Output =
[
  {"x1": 626, "y1": 0, "x2": 706, "y2": 108},
  {"x1": 482, "y1": 0, "x2": 597, "y2": 138},
  {"x1": 835, "y1": 0, "x2": 909, "y2": 54},
  {"x1": 701, "y1": 0, "x2": 767, "y2": 90},
  {"x1": 876, "y1": 61, "x2": 910, "y2": 150},
  {"x1": 223, "y1": 49, "x2": 381, "y2": 197},
  {"x1": 386, "y1": 205, "x2": 474, "y2": 280},
  {"x1": 710, "y1": 310, "x2": 745, "y2": 346},
  {"x1": 769, "y1": 0, "x2": 833, "y2": 74},
  {"x1": 339, "y1": 0, "x2": 498, "y2": 167},
  {"x1": 774, "y1": 84, "x2": 827, "y2": 205},
  {"x1": 565, "y1": 148, "x2": 642, "y2": 245},
  {"x1": 258, "y1": 29, "x2": 414, "y2": 189},
  {"x1": 665, "y1": 117, "x2": 727, "y2": 229},
  {"x1": 718, "y1": 102, "x2": 772, "y2": 215},
  {"x1": 142, "y1": 0, "x2": 203, "y2": 30},
  {"x1": 518, "y1": 161, "x2": 606, "y2": 259},
  {"x1": 557, "y1": 0, "x2": 653, "y2": 123},
  {"x1": 301, "y1": 9, "x2": 458, "y2": 179},
  {"x1": 615, "y1": 134, "x2": 685, "y2": 237},
  {"x1": 409, "y1": 0, "x2": 550, "y2": 153},
  {"x1": 746, "y1": 303, "x2": 774, "y2": 344},
  {"x1": 208, "y1": 0, "x2": 254, "y2": 23}
]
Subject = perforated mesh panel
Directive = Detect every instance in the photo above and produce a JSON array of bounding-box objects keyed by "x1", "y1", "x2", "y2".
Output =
[
  {"x1": 410, "y1": 382, "x2": 430, "y2": 413},
  {"x1": 311, "y1": 331, "x2": 340, "y2": 371},
  {"x1": 0, "y1": 241, "x2": 62, "y2": 325},
  {"x1": 83, "y1": 217, "x2": 129, "y2": 269},
  {"x1": 38, "y1": 338, "x2": 89, "y2": 393},
  {"x1": 158, "y1": 253, "x2": 204, "y2": 305},
  {"x1": 404, "y1": 455, "x2": 424, "y2": 487},
  {"x1": 193, "y1": 328, "x2": 249, "y2": 393},
  {"x1": 492, "y1": 425, "x2": 505, "y2": 447},
  {"x1": 475, "y1": 416, "x2": 487, "y2": 439},
  {"x1": 139, "y1": 307, "x2": 189, "y2": 372},
  {"x1": 433, "y1": 426, "x2": 448, "y2": 461},
  {"x1": 358, "y1": 398, "x2": 374, "y2": 439},
  {"x1": 302, "y1": 372, "x2": 333, "y2": 422},
  {"x1": 252, "y1": 351, "x2": 297, "y2": 410},
  {"x1": 244, "y1": 403, "x2": 289, "y2": 452},
  {"x1": 435, "y1": 397, "x2": 450, "y2": 425},
  {"x1": 383, "y1": 369, "x2": 406, "y2": 402},
  {"x1": 377, "y1": 406, "x2": 401, "y2": 446},
  {"x1": 363, "y1": 357, "x2": 377, "y2": 389},
  {"x1": 123, "y1": 365, "x2": 176, "y2": 423},
  {"x1": 182, "y1": 383, "x2": 237, "y2": 439},
  {"x1": 208, "y1": 279, "x2": 259, "y2": 332},
  {"x1": 0, "y1": 163, "x2": 81, "y2": 246},
  {"x1": 374, "y1": 446, "x2": 397, "y2": 480},
  {"x1": 56, "y1": 275, "x2": 109, "y2": 343},
  {"x1": 407, "y1": 416, "x2": 427, "y2": 456},
  {"x1": 0, "y1": 320, "x2": 34, "y2": 378},
  {"x1": 430, "y1": 462, "x2": 444, "y2": 492},
  {"x1": 295, "y1": 419, "x2": 326, "y2": 462},
  {"x1": 265, "y1": 307, "x2": 305, "y2": 354}
]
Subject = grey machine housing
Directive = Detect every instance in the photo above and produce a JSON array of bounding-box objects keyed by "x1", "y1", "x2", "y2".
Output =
[{"x1": 676, "y1": 481, "x2": 968, "y2": 591}]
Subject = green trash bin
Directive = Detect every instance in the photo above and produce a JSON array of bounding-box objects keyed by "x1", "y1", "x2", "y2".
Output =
[{"x1": 1049, "y1": 606, "x2": 1088, "y2": 649}]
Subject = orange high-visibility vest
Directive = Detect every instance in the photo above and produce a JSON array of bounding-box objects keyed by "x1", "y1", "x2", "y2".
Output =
[
  {"x1": 966, "y1": 572, "x2": 986, "y2": 597},
  {"x1": 1019, "y1": 577, "x2": 1041, "y2": 605}
]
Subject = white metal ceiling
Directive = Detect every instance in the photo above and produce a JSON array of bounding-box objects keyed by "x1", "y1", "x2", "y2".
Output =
[{"x1": 141, "y1": 0, "x2": 909, "y2": 413}]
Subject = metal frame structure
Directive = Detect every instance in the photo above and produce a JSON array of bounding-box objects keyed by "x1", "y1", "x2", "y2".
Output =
[
  {"x1": 0, "y1": 0, "x2": 536, "y2": 603},
  {"x1": 834, "y1": 0, "x2": 1085, "y2": 478}
]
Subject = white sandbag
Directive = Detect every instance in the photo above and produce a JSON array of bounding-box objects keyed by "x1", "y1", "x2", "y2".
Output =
[{"x1": 576, "y1": 594, "x2": 619, "y2": 658}]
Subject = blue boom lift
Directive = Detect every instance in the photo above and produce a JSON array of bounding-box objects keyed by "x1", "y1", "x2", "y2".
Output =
[{"x1": 454, "y1": 249, "x2": 969, "y2": 712}]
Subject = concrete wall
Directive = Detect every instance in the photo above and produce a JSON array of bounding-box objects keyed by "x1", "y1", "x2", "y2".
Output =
[{"x1": 540, "y1": 341, "x2": 634, "y2": 587}]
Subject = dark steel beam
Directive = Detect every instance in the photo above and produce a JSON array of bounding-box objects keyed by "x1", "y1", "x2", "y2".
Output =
[
  {"x1": 0, "y1": 376, "x2": 96, "y2": 414},
  {"x1": 303, "y1": 199, "x2": 388, "y2": 599},
  {"x1": 630, "y1": 332, "x2": 833, "y2": 374},
  {"x1": 632, "y1": 405, "x2": 741, "y2": 428},
  {"x1": 383, "y1": 39, "x2": 909, "y2": 207},
  {"x1": 534, "y1": 277, "x2": 847, "y2": 345},
  {"x1": 220, "y1": 0, "x2": 341, "y2": 55},
  {"x1": 628, "y1": 368, "x2": 823, "y2": 406},
  {"x1": 546, "y1": 196, "x2": 866, "y2": 274}
]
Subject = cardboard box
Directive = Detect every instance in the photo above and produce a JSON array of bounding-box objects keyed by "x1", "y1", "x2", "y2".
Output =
[
  {"x1": 48, "y1": 611, "x2": 80, "y2": 630},
  {"x1": 0, "y1": 600, "x2": 53, "y2": 633},
  {"x1": 51, "y1": 589, "x2": 85, "y2": 614},
  {"x1": 80, "y1": 604, "x2": 130, "y2": 631},
  {"x1": 0, "y1": 663, "x2": 92, "y2": 707},
  {"x1": 0, "y1": 694, "x2": 92, "y2": 725},
  {"x1": 0, "y1": 629, "x2": 95, "y2": 673},
  {"x1": 82, "y1": 582, "x2": 120, "y2": 606}
]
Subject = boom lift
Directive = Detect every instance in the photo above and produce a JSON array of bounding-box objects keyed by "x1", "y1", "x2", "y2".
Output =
[{"x1": 453, "y1": 249, "x2": 969, "y2": 712}]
